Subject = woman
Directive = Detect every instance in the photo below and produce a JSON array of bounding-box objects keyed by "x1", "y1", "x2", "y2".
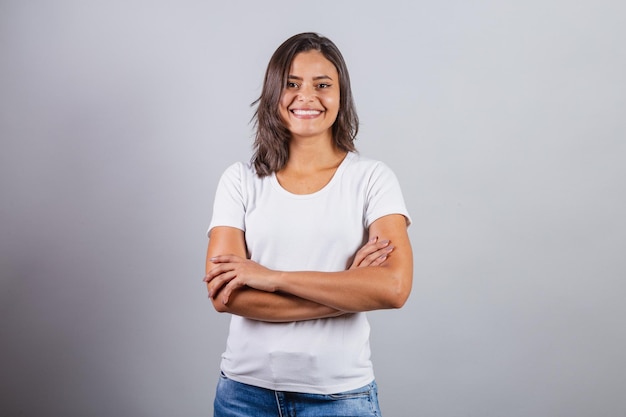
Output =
[{"x1": 204, "y1": 32, "x2": 413, "y2": 417}]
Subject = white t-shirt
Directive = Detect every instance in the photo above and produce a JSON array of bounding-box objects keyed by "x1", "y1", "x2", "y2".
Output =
[{"x1": 208, "y1": 151, "x2": 411, "y2": 394}]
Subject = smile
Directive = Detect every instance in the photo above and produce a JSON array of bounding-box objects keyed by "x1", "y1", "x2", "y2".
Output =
[{"x1": 291, "y1": 109, "x2": 323, "y2": 116}]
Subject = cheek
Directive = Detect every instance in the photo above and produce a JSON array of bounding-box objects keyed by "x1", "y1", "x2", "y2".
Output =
[
  {"x1": 279, "y1": 94, "x2": 292, "y2": 114},
  {"x1": 327, "y1": 95, "x2": 341, "y2": 114},
  {"x1": 278, "y1": 96, "x2": 293, "y2": 123},
  {"x1": 280, "y1": 90, "x2": 296, "y2": 105}
]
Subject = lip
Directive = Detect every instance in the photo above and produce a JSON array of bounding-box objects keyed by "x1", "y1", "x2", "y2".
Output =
[{"x1": 289, "y1": 108, "x2": 324, "y2": 119}]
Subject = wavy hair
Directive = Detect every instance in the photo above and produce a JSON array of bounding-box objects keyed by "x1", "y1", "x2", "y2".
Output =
[{"x1": 251, "y1": 32, "x2": 359, "y2": 177}]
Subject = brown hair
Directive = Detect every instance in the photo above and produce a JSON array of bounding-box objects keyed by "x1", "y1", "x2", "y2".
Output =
[{"x1": 251, "y1": 32, "x2": 359, "y2": 177}]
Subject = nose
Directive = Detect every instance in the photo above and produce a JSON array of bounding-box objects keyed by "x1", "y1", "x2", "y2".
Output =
[{"x1": 296, "y1": 84, "x2": 315, "y2": 101}]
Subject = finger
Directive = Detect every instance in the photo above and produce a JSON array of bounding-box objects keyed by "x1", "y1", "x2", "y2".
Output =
[
  {"x1": 221, "y1": 279, "x2": 246, "y2": 305},
  {"x1": 205, "y1": 261, "x2": 238, "y2": 281},
  {"x1": 204, "y1": 267, "x2": 224, "y2": 282},
  {"x1": 353, "y1": 238, "x2": 376, "y2": 261},
  {"x1": 361, "y1": 239, "x2": 390, "y2": 258},
  {"x1": 350, "y1": 237, "x2": 379, "y2": 268},
  {"x1": 359, "y1": 245, "x2": 394, "y2": 267},
  {"x1": 369, "y1": 253, "x2": 389, "y2": 266},
  {"x1": 376, "y1": 239, "x2": 391, "y2": 249},
  {"x1": 204, "y1": 270, "x2": 220, "y2": 282},
  {"x1": 207, "y1": 270, "x2": 238, "y2": 298}
]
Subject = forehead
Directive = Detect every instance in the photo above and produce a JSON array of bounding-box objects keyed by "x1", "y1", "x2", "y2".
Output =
[{"x1": 288, "y1": 50, "x2": 338, "y2": 78}]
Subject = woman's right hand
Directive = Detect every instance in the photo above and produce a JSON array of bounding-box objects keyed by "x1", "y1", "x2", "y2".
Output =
[{"x1": 349, "y1": 236, "x2": 394, "y2": 269}]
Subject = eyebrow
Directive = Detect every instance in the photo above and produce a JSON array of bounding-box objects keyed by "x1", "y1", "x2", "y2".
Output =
[{"x1": 287, "y1": 75, "x2": 334, "y2": 81}]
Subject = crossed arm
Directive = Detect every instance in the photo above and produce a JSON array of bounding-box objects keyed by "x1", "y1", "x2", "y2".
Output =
[{"x1": 204, "y1": 214, "x2": 413, "y2": 322}]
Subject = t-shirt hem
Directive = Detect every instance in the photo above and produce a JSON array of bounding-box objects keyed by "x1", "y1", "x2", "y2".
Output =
[
  {"x1": 366, "y1": 209, "x2": 412, "y2": 228},
  {"x1": 207, "y1": 222, "x2": 245, "y2": 238},
  {"x1": 221, "y1": 369, "x2": 375, "y2": 395}
]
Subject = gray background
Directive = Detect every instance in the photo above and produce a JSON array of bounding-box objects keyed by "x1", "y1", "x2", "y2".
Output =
[{"x1": 1, "y1": 1, "x2": 624, "y2": 416}]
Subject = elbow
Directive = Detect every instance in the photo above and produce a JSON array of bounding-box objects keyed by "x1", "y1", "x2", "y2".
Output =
[
  {"x1": 387, "y1": 288, "x2": 410, "y2": 309},
  {"x1": 207, "y1": 283, "x2": 229, "y2": 313},
  {"x1": 386, "y1": 272, "x2": 412, "y2": 309},
  {"x1": 210, "y1": 297, "x2": 229, "y2": 313}
]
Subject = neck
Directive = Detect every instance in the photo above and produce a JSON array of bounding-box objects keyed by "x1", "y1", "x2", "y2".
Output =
[{"x1": 285, "y1": 134, "x2": 346, "y2": 173}]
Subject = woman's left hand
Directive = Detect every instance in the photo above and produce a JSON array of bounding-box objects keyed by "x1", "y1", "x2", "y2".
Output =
[
  {"x1": 349, "y1": 236, "x2": 394, "y2": 269},
  {"x1": 204, "y1": 255, "x2": 278, "y2": 304}
]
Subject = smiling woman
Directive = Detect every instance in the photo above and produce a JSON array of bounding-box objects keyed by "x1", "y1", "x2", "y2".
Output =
[
  {"x1": 251, "y1": 33, "x2": 359, "y2": 178},
  {"x1": 204, "y1": 32, "x2": 413, "y2": 417},
  {"x1": 279, "y1": 51, "x2": 340, "y2": 142}
]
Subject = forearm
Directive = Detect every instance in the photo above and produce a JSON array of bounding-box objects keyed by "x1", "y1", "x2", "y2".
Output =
[
  {"x1": 209, "y1": 286, "x2": 345, "y2": 322},
  {"x1": 275, "y1": 263, "x2": 412, "y2": 313}
]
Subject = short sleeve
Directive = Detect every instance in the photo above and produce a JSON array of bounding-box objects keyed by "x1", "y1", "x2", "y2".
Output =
[
  {"x1": 364, "y1": 162, "x2": 412, "y2": 228},
  {"x1": 207, "y1": 162, "x2": 246, "y2": 236}
]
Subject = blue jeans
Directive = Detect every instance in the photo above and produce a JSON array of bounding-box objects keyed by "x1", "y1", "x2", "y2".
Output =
[{"x1": 214, "y1": 372, "x2": 382, "y2": 417}]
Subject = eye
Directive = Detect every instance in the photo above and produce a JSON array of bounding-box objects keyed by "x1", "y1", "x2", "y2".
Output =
[
  {"x1": 286, "y1": 81, "x2": 299, "y2": 89},
  {"x1": 317, "y1": 83, "x2": 332, "y2": 89}
]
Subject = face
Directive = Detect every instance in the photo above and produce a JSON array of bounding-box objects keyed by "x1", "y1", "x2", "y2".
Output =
[{"x1": 279, "y1": 50, "x2": 340, "y2": 142}]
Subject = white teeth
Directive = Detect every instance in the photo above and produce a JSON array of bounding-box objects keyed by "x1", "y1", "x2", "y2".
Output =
[{"x1": 292, "y1": 109, "x2": 321, "y2": 115}]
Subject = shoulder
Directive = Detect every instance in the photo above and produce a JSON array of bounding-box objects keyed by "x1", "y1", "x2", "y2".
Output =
[
  {"x1": 344, "y1": 152, "x2": 398, "y2": 180},
  {"x1": 216, "y1": 161, "x2": 272, "y2": 201},
  {"x1": 220, "y1": 161, "x2": 254, "y2": 177},
  {"x1": 218, "y1": 161, "x2": 258, "y2": 184},
  {"x1": 347, "y1": 153, "x2": 411, "y2": 227}
]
